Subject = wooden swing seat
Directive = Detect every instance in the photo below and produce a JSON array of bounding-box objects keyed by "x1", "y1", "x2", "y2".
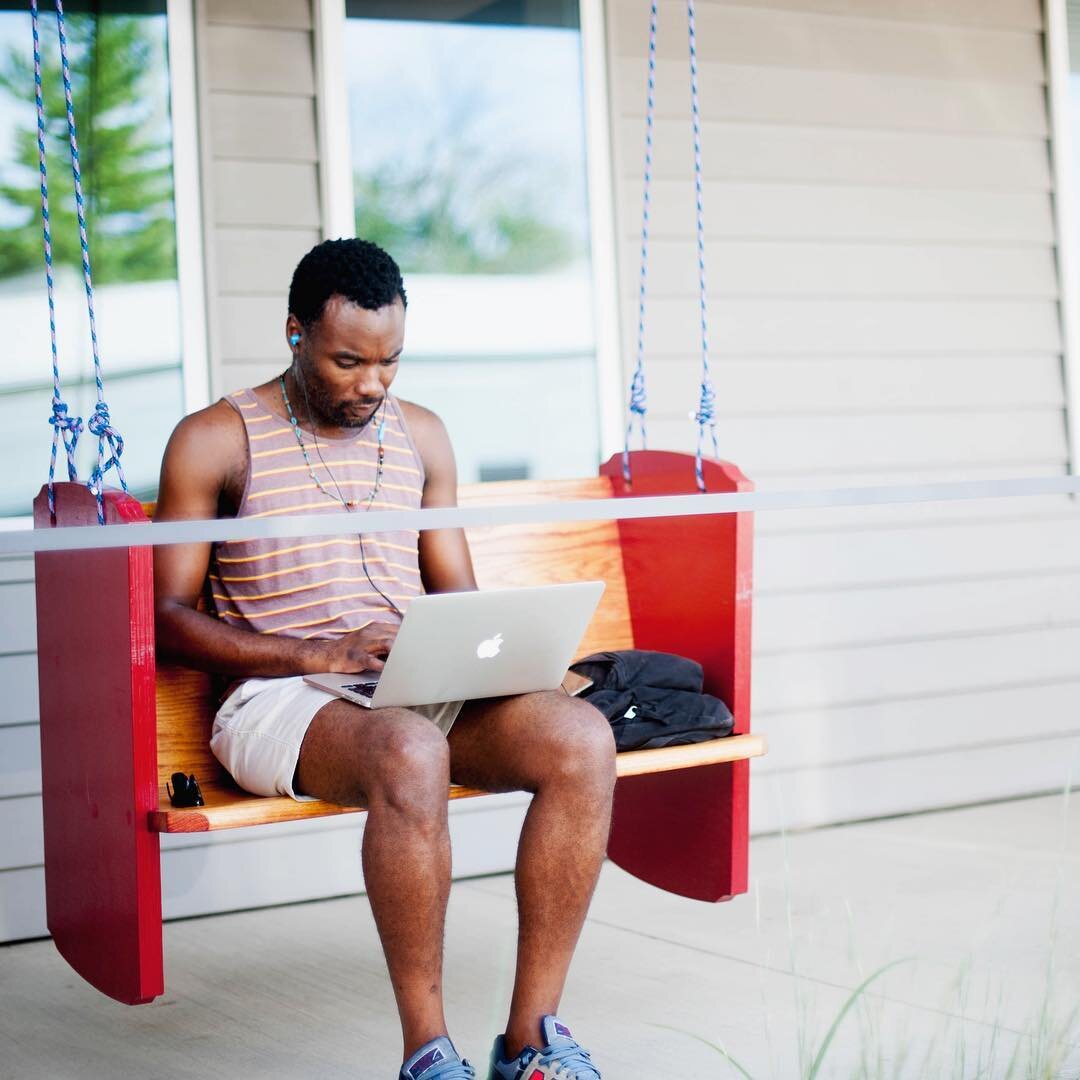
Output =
[{"x1": 33, "y1": 450, "x2": 761, "y2": 1005}]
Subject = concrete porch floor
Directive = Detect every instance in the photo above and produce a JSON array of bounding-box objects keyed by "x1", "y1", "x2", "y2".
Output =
[{"x1": 1, "y1": 792, "x2": 1078, "y2": 1079}]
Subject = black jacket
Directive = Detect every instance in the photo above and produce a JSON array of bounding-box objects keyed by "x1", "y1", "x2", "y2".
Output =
[{"x1": 570, "y1": 650, "x2": 734, "y2": 752}]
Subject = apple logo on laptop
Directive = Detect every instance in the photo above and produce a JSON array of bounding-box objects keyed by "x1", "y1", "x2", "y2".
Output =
[{"x1": 476, "y1": 632, "x2": 503, "y2": 659}]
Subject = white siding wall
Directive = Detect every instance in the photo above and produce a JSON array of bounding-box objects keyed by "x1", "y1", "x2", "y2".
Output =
[
  {"x1": 606, "y1": 0, "x2": 1080, "y2": 831},
  {"x1": 0, "y1": 554, "x2": 44, "y2": 942},
  {"x1": 197, "y1": 0, "x2": 323, "y2": 397}
]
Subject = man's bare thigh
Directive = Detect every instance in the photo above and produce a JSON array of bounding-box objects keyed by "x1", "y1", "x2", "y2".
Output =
[
  {"x1": 294, "y1": 698, "x2": 446, "y2": 805},
  {"x1": 447, "y1": 690, "x2": 612, "y2": 794}
]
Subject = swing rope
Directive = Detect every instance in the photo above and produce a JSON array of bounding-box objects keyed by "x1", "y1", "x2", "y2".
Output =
[
  {"x1": 622, "y1": 0, "x2": 719, "y2": 493},
  {"x1": 32, "y1": 0, "x2": 127, "y2": 524},
  {"x1": 31, "y1": 0, "x2": 81, "y2": 519},
  {"x1": 687, "y1": 0, "x2": 719, "y2": 492},
  {"x1": 622, "y1": 0, "x2": 657, "y2": 486}
]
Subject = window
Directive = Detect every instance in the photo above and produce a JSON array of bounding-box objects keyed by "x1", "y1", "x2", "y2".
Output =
[
  {"x1": 344, "y1": 0, "x2": 600, "y2": 483},
  {"x1": 0, "y1": 0, "x2": 183, "y2": 516}
]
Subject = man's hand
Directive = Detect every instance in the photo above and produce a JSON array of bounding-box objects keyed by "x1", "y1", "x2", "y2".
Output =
[{"x1": 322, "y1": 621, "x2": 400, "y2": 673}]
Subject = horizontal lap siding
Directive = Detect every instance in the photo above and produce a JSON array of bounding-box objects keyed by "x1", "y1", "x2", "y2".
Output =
[
  {"x1": 718, "y1": 0, "x2": 1043, "y2": 30},
  {"x1": 616, "y1": 59, "x2": 1050, "y2": 134},
  {"x1": 0, "y1": 548, "x2": 37, "y2": 936},
  {"x1": 201, "y1": 0, "x2": 322, "y2": 398},
  {"x1": 638, "y1": 242, "x2": 1060, "y2": 299},
  {"x1": 621, "y1": 121, "x2": 1053, "y2": 189},
  {"x1": 0, "y1": 545, "x2": 40, "y2": 936},
  {"x1": 613, "y1": 3, "x2": 1046, "y2": 79},
  {"x1": 626, "y1": 183, "x2": 1055, "y2": 241},
  {"x1": 606, "y1": 0, "x2": 1079, "y2": 829}
]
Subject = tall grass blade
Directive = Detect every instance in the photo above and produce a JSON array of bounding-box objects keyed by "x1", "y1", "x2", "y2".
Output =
[
  {"x1": 807, "y1": 958, "x2": 910, "y2": 1080},
  {"x1": 652, "y1": 1023, "x2": 756, "y2": 1080}
]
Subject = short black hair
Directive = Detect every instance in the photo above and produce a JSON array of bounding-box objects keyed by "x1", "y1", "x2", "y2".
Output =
[{"x1": 287, "y1": 237, "x2": 407, "y2": 328}]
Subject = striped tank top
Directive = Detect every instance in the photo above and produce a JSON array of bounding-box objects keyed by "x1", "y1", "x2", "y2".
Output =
[{"x1": 209, "y1": 387, "x2": 425, "y2": 639}]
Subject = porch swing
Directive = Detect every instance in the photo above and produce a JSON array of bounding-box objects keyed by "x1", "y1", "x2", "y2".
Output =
[{"x1": 30, "y1": 0, "x2": 764, "y2": 1005}]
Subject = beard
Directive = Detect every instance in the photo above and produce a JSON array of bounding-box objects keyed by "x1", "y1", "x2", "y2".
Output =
[{"x1": 296, "y1": 364, "x2": 382, "y2": 430}]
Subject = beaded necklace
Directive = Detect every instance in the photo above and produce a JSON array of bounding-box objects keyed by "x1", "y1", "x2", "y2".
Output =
[{"x1": 278, "y1": 374, "x2": 386, "y2": 511}]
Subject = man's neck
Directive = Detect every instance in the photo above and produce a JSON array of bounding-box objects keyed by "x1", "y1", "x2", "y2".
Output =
[{"x1": 278, "y1": 369, "x2": 378, "y2": 440}]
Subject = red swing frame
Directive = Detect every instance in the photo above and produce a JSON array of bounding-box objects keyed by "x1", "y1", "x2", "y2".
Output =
[{"x1": 32, "y1": 450, "x2": 755, "y2": 1005}]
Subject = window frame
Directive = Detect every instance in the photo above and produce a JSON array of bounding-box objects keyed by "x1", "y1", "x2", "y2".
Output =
[
  {"x1": 167, "y1": 0, "x2": 211, "y2": 416},
  {"x1": 1045, "y1": 0, "x2": 1080, "y2": 485}
]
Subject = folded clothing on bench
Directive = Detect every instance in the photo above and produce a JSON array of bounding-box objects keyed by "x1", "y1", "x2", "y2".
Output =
[{"x1": 569, "y1": 650, "x2": 734, "y2": 751}]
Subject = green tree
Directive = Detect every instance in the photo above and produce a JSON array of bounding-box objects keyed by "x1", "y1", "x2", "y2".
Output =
[
  {"x1": 356, "y1": 164, "x2": 578, "y2": 276},
  {"x1": 354, "y1": 131, "x2": 581, "y2": 275},
  {"x1": 356, "y1": 165, "x2": 578, "y2": 275},
  {"x1": 0, "y1": 13, "x2": 175, "y2": 284}
]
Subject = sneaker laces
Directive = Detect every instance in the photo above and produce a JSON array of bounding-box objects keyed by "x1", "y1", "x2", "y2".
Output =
[
  {"x1": 536, "y1": 1042, "x2": 601, "y2": 1079},
  {"x1": 421, "y1": 1058, "x2": 475, "y2": 1080}
]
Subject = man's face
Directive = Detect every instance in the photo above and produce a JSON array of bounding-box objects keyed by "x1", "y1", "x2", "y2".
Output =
[{"x1": 288, "y1": 294, "x2": 404, "y2": 429}]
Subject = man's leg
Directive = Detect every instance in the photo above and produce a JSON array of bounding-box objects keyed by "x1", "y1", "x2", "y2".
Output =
[
  {"x1": 447, "y1": 691, "x2": 616, "y2": 1057},
  {"x1": 295, "y1": 699, "x2": 453, "y2": 1062}
]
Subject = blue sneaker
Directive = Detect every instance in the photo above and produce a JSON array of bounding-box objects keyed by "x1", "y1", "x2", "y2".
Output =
[
  {"x1": 488, "y1": 1016, "x2": 601, "y2": 1079},
  {"x1": 400, "y1": 1035, "x2": 476, "y2": 1080}
]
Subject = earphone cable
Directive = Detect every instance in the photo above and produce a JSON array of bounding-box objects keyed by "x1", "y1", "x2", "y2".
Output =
[
  {"x1": 293, "y1": 366, "x2": 403, "y2": 620},
  {"x1": 296, "y1": 363, "x2": 352, "y2": 507}
]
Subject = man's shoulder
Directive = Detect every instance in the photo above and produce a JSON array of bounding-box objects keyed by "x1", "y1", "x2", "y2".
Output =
[
  {"x1": 396, "y1": 398, "x2": 455, "y2": 487},
  {"x1": 156, "y1": 397, "x2": 252, "y2": 517},
  {"x1": 396, "y1": 397, "x2": 446, "y2": 433},
  {"x1": 169, "y1": 398, "x2": 245, "y2": 449},
  {"x1": 163, "y1": 397, "x2": 247, "y2": 480},
  {"x1": 397, "y1": 397, "x2": 450, "y2": 453}
]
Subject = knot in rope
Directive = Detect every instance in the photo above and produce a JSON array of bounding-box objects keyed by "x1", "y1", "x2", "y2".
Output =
[
  {"x1": 622, "y1": 359, "x2": 650, "y2": 485},
  {"x1": 694, "y1": 377, "x2": 715, "y2": 428},
  {"x1": 86, "y1": 401, "x2": 127, "y2": 512},
  {"x1": 629, "y1": 365, "x2": 648, "y2": 417},
  {"x1": 86, "y1": 399, "x2": 116, "y2": 440},
  {"x1": 48, "y1": 400, "x2": 83, "y2": 443},
  {"x1": 693, "y1": 375, "x2": 719, "y2": 493}
]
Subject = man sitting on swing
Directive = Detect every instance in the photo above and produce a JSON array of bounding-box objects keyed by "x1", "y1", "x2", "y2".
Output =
[{"x1": 153, "y1": 237, "x2": 614, "y2": 1080}]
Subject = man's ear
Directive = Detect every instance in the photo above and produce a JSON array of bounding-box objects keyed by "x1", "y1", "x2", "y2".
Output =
[{"x1": 285, "y1": 314, "x2": 303, "y2": 349}]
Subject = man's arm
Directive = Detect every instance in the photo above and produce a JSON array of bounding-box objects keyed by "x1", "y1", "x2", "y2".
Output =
[
  {"x1": 404, "y1": 402, "x2": 478, "y2": 594},
  {"x1": 153, "y1": 404, "x2": 328, "y2": 675}
]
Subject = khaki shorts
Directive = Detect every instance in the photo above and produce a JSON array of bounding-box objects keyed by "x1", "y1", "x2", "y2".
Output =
[{"x1": 210, "y1": 676, "x2": 464, "y2": 801}]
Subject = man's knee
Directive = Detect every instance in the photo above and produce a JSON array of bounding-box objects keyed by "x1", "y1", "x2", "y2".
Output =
[
  {"x1": 365, "y1": 715, "x2": 451, "y2": 821},
  {"x1": 540, "y1": 694, "x2": 617, "y2": 790}
]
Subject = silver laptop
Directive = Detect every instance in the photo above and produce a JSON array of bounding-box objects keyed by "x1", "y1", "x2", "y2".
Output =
[{"x1": 303, "y1": 581, "x2": 605, "y2": 708}]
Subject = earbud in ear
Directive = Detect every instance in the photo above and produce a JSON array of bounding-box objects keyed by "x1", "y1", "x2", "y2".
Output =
[{"x1": 289, "y1": 333, "x2": 301, "y2": 346}]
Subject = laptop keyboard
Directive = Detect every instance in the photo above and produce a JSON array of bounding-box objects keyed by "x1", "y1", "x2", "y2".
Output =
[{"x1": 342, "y1": 681, "x2": 378, "y2": 698}]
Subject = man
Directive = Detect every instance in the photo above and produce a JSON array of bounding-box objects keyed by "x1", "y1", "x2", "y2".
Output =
[{"x1": 153, "y1": 238, "x2": 616, "y2": 1080}]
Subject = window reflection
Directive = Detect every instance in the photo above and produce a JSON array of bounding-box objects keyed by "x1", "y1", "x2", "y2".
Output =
[{"x1": 345, "y1": 1, "x2": 600, "y2": 483}]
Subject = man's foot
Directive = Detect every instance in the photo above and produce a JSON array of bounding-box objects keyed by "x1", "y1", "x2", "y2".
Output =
[
  {"x1": 488, "y1": 1016, "x2": 601, "y2": 1079},
  {"x1": 400, "y1": 1035, "x2": 476, "y2": 1080}
]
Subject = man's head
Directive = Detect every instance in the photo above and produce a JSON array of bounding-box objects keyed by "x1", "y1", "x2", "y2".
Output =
[{"x1": 285, "y1": 238, "x2": 407, "y2": 430}]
